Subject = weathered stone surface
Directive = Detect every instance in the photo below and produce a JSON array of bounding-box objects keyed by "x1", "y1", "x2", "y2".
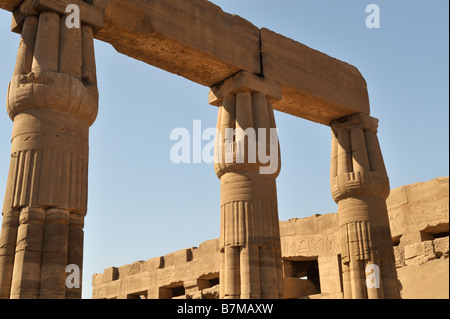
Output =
[
  {"x1": 96, "y1": 0, "x2": 261, "y2": 88},
  {"x1": 393, "y1": 246, "x2": 406, "y2": 268},
  {"x1": 92, "y1": 239, "x2": 220, "y2": 300},
  {"x1": 98, "y1": 1, "x2": 371, "y2": 124},
  {"x1": 403, "y1": 241, "x2": 437, "y2": 266},
  {"x1": 394, "y1": 237, "x2": 448, "y2": 269},
  {"x1": 0, "y1": 0, "x2": 20, "y2": 11},
  {"x1": 280, "y1": 214, "x2": 339, "y2": 259},
  {"x1": 261, "y1": 28, "x2": 370, "y2": 125},
  {"x1": 92, "y1": 178, "x2": 449, "y2": 299},
  {"x1": 434, "y1": 237, "x2": 449, "y2": 258},
  {"x1": 318, "y1": 255, "x2": 343, "y2": 296},
  {"x1": 102, "y1": 267, "x2": 118, "y2": 283},
  {"x1": 201, "y1": 285, "x2": 220, "y2": 299},
  {"x1": 387, "y1": 177, "x2": 449, "y2": 245},
  {"x1": 283, "y1": 277, "x2": 319, "y2": 299},
  {"x1": 396, "y1": 259, "x2": 449, "y2": 299}
]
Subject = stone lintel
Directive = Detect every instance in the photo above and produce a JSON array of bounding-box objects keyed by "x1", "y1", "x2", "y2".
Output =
[
  {"x1": 94, "y1": 0, "x2": 261, "y2": 88},
  {"x1": 1, "y1": 0, "x2": 372, "y2": 125},
  {"x1": 261, "y1": 28, "x2": 371, "y2": 125},
  {"x1": 0, "y1": 0, "x2": 21, "y2": 12},
  {"x1": 11, "y1": 0, "x2": 105, "y2": 34},
  {"x1": 209, "y1": 71, "x2": 282, "y2": 107}
]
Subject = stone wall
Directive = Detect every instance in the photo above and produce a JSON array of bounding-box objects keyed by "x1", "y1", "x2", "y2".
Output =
[
  {"x1": 394, "y1": 238, "x2": 448, "y2": 299},
  {"x1": 92, "y1": 239, "x2": 221, "y2": 299},
  {"x1": 92, "y1": 177, "x2": 449, "y2": 299},
  {"x1": 388, "y1": 177, "x2": 449, "y2": 299}
]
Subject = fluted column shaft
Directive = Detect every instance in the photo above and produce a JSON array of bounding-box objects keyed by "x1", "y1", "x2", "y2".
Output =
[
  {"x1": 210, "y1": 72, "x2": 283, "y2": 299},
  {"x1": 0, "y1": 9, "x2": 99, "y2": 299},
  {"x1": 330, "y1": 113, "x2": 400, "y2": 299}
]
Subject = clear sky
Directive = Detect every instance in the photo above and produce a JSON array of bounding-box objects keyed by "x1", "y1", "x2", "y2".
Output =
[{"x1": 0, "y1": 0, "x2": 448, "y2": 299}]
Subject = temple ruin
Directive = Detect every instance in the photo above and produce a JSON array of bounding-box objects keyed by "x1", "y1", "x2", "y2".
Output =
[
  {"x1": 92, "y1": 177, "x2": 449, "y2": 299},
  {"x1": 0, "y1": 0, "x2": 447, "y2": 299}
]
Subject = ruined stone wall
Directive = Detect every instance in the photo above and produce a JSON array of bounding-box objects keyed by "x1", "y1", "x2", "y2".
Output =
[
  {"x1": 389, "y1": 177, "x2": 449, "y2": 299},
  {"x1": 92, "y1": 177, "x2": 449, "y2": 299},
  {"x1": 92, "y1": 239, "x2": 221, "y2": 299}
]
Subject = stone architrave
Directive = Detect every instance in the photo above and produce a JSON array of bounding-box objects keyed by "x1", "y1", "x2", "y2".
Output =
[
  {"x1": 0, "y1": 0, "x2": 370, "y2": 125},
  {"x1": 330, "y1": 113, "x2": 400, "y2": 299},
  {"x1": 0, "y1": 8, "x2": 99, "y2": 299},
  {"x1": 210, "y1": 71, "x2": 283, "y2": 299}
]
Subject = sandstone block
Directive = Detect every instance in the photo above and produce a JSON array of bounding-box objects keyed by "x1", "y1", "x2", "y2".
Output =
[
  {"x1": 96, "y1": 0, "x2": 261, "y2": 87},
  {"x1": 147, "y1": 256, "x2": 164, "y2": 270},
  {"x1": 202, "y1": 285, "x2": 220, "y2": 299},
  {"x1": 393, "y1": 246, "x2": 405, "y2": 268},
  {"x1": 388, "y1": 177, "x2": 449, "y2": 241},
  {"x1": 260, "y1": 28, "x2": 370, "y2": 125},
  {"x1": 91, "y1": 273, "x2": 103, "y2": 287},
  {"x1": 280, "y1": 214, "x2": 339, "y2": 237},
  {"x1": 102, "y1": 267, "x2": 118, "y2": 283},
  {"x1": 195, "y1": 239, "x2": 219, "y2": 260},
  {"x1": 2, "y1": 0, "x2": 374, "y2": 125},
  {"x1": 189, "y1": 291, "x2": 202, "y2": 300},
  {"x1": 183, "y1": 279, "x2": 198, "y2": 295},
  {"x1": 434, "y1": 237, "x2": 449, "y2": 258},
  {"x1": 396, "y1": 259, "x2": 449, "y2": 299},
  {"x1": 165, "y1": 249, "x2": 195, "y2": 267},
  {"x1": 283, "y1": 277, "x2": 319, "y2": 299},
  {"x1": 318, "y1": 255, "x2": 342, "y2": 295},
  {"x1": 399, "y1": 231, "x2": 435, "y2": 247},
  {"x1": 0, "y1": 0, "x2": 20, "y2": 11},
  {"x1": 404, "y1": 241, "x2": 437, "y2": 266}
]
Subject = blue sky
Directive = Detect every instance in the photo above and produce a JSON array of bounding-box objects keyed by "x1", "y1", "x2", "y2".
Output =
[{"x1": 0, "y1": 1, "x2": 448, "y2": 299}]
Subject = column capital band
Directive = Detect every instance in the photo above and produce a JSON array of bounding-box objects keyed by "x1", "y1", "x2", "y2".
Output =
[
  {"x1": 209, "y1": 71, "x2": 282, "y2": 107},
  {"x1": 331, "y1": 112, "x2": 379, "y2": 134},
  {"x1": 11, "y1": 0, "x2": 105, "y2": 34}
]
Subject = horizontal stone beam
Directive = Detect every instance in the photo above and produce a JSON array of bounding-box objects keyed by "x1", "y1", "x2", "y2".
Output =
[
  {"x1": 261, "y1": 28, "x2": 370, "y2": 125},
  {"x1": 0, "y1": 0, "x2": 371, "y2": 125},
  {"x1": 96, "y1": 0, "x2": 261, "y2": 88},
  {"x1": 0, "y1": 0, "x2": 20, "y2": 12}
]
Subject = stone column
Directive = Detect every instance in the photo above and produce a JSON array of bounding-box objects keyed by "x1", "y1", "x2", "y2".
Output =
[
  {"x1": 330, "y1": 113, "x2": 400, "y2": 299},
  {"x1": 209, "y1": 71, "x2": 283, "y2": 299},
  {"x1": 0, "y1": 7, "x2": 99, "y2": 299}
]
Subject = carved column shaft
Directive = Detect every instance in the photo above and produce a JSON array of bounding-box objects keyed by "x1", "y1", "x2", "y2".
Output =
[
  {"x1": 210, "y1": 72, "x2": 283, "y2": 299},
  {"x1": 330, "y1": 113, "x2": 400, "y2": 299},
  {"x1": 0, "y1": 8, "x2": 99, "y2": 299}
]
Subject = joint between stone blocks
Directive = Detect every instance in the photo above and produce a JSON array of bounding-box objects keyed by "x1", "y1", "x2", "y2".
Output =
[{"x1": 209, "y1": 71, "x2": 282, "y2": 107}]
